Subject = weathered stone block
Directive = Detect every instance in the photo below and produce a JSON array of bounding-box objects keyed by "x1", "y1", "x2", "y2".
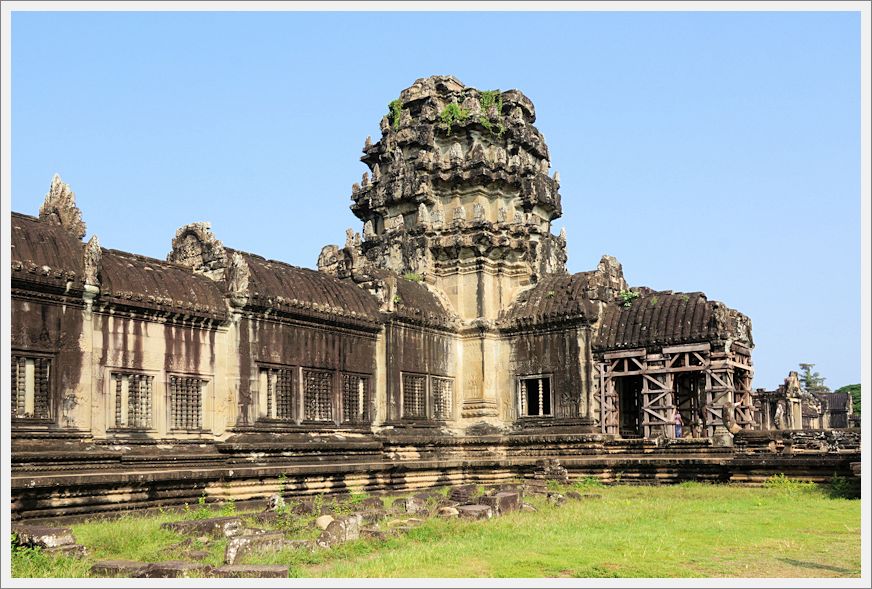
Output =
[
  {"x1": 290, "y1": 498, "x2": 317, "y2": 515},
  {"x1": 360, "y1": 528, "x2": 387, "y2": 541},
  {"x1": 357, "y1": 509, "x2": 384, "y2": 525},
  {"x1": 359, "y1": 497, "x2": 384, "y2": 510},
  {"x1": 253, "y1": 511, "x2": 279, "y2": 524},
  {"x1": 315, "y1": 515, "x2": 335, "y2": 530},
  {"x1": 317, "y1": 514, "x2": 362, "y2": 548},
  {"x1": 134, "y1": 561, "x2": 213, "y2": 578},
  {"x1": 12, "y1": 525, "x2": 75, "y2": 549},
  {"x1": 481, "y1": 492, "x2": 520, "y2": 515},
  {"x1": 437, "y1": 506, "x2": 459, "y2": 518},
  {"x1": 457, "y1": 505, "x2": 492, "y2": 520},
  {"x1": 46, "y1": 544, "x2": 88, "y2": 558},
  {"x1": 212, "y1": 564, "x2": 289, "y2": 578},
  {"x1": 449, "y1": 484, "x2": 478, "y2": 503},
  {"x1": 162, "y1": 516, "x2": 243, "y2": 538},
  {"x1": 392, "y1": 496, "x2": 426, "y2": 514},
  {"x1": 91, "y1": 559, "x2": 149, "y2": 577},
  {"x1": 224, "y1": 532, "x2": 287, "y2": 565}
]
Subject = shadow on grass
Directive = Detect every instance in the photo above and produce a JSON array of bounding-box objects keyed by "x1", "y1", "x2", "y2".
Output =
[{"x1": 776, "y1": 558, "x2": 858, "y2": 575}]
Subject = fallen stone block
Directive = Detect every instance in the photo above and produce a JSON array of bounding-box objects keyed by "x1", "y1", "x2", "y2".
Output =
[
  {"x1": 437, "y1": 506, "x2": 459, "y2": 518},
  {"x1": 481, "y1": 492, "x2": 520, "y2": 515},
  {"x1": 392, "y1": 496, "x2": 426, "y2": 514},
  {"x1": 289, "y1": 498, "x2": 317, "y2": 515},
  {"x1": 134, "y1": 560, "x2": 213, "y2": 578},
  {"x1": 12, "y1": 525, "x2": 76, "y2": 549},
  {"x1": 46, "y1": 544, "x2": 88, "y2": 558},
  {"x1": 521, "y1": 503, "x2": 537, "y2": 512},
  {"x1": 581, "y1": 493, "x2": 603, "y2": 500},
  {"x1": 162, "y1": 516, "x2": 244, "y2": 538},
  {"x1": 565, "y1": 491, "x2": 583, "y2": 500},
  {"x1": 316, "y1": 514, "x2": 363, "y2": 548},
  {"x1": 224, "y1": 532, "x2": 287, "y2": 565},
  {"x1": 212, "y1": 564, "x2": 289, "y2": 578},
  {"x1": 357, "y1": 510, "x2": 385, "y2": 525},
  {"x1": 314, "y1": 515, "x2": 335, "y2": 530},
  {"x1": 359, "y1": 497, "x2": 384, "y2": 510},
  {"x1": 360, "y1": 528, "x2": 387, "y2": 541},
  {"x1": 91, "y1": 559, "x2": 149, "y2": 577},
  {"x1": 449, "y1": 484, "x2": 478, "y2": 503},
  {"x1": 457, "y1": 505, "x2": 493, "y2": 520},
  {"x1": 253, "y1": 511, "x2": 279, "y2": 525}
]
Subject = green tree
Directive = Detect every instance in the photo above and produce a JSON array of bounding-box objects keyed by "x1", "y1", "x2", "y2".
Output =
[
  {"x1": 798, "y1": 363, "x2": 830, "y2": 394},
  {"x1": 834, "y1": 384, "x2": 861, "y2": 416}
]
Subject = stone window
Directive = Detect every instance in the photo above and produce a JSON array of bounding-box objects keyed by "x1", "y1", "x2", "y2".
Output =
[
  {"x1": 11, "y1": 354, "x2": 51, "y2": 420},
  {"x1": 431, "y1": 377, "x2": 454, "y2": 420},
  {"x1": 112, "y1": 372, "x2": 153, "y2": 429},
  {"x1": 260, "y1": 366, "x2": 296, "y2": 421},
  {"x1": 519, "y1": 376, "x2": 552, "y2": 417},
  {"x1": 169, "y1": 375, "x2": 204, "y2": 430},
  {"x1": 342, "y1": 373, "x2": 370, "y2": 424},
  {"x1": 303, "y1": 369, "x2": 333, "y2": 422},
  {"x1": 402, "y1": 373, "x2": 427, "y2": 419}
]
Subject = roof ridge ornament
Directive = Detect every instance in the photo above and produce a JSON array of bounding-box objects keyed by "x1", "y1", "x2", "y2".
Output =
[{"x1": 39, "y1": 174, "x2": 86, "y2": 240}]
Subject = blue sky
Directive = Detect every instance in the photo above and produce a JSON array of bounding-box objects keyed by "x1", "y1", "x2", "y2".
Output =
[{"x1": 9, "y1": 10, "x2": 862, "y2": 390}]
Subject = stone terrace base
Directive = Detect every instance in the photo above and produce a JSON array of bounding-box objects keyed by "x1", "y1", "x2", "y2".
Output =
[{"x1": 11, "y1": 429, "x2": 860, "y2": 523}]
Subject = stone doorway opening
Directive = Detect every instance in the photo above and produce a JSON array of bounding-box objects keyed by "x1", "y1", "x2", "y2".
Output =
[{"x1": 615, "y1": 375, "x2": 642, "y2": 438}]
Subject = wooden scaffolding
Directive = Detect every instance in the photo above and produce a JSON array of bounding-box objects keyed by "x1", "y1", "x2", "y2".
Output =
[{"x1": 598, "y1": 342, "x2": 754, "y2": 438}]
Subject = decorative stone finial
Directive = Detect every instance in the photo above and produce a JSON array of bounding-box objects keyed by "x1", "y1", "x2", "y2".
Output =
[
  {"x1": 39, "y1": 174, "x2": 86, "y2": 240},
  {"x1": 372, "y1": 163, "x2": 381, "y2": 182},
  {"x1": 345, "y1": 228, "x2": 355, "y2": 248},
  {"x1": 361, "y1": 172, "x2": 370, "y2": 188},
  {"x1": 226, "y1": 251, "x2": 250, "y2": 306},
  {"x1": 83, "y1": 235, "x2": 101, "y2": 287},
  {"x1": 553, "y1": 171, "x2": 560, "y2": 184},
  {"x1": 167, "y1": 222, "x2": 227, "y2": 281},
  {"x1": 364, "y1": 135, "x2": 372, "y2": 149},
  {"x1": 380, "y1": 116, "x2": 390, "y2": 133},
  {"x1": 559, "y1": 227, "x2": 567, "y2": 242}
]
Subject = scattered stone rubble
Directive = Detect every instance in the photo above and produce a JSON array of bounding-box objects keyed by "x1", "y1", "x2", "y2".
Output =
[{"x1": 37, "y1": 470, "x2": 596, "y2": 579}]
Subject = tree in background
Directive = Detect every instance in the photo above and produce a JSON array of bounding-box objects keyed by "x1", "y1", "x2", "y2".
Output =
[
  {"x1": 798, "y1": 363, "x2": 830, "y2": 394},
  {"x1": 834, "y1": 384, "x2": 861, "y2": 417}
]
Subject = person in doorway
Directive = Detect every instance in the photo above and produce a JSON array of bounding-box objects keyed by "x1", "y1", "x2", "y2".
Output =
[{"x1": 674, "y1": 410, "x2": 684, "y2": 439}]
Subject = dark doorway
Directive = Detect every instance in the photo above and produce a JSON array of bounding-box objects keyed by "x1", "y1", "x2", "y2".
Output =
[{"x1": 615, "y1": 375, "x2": 642, "y2": 437}]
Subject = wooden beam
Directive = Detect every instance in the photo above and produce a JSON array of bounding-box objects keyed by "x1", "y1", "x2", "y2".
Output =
[
  {"x1": 602, "y1": 349, "x2": 647, "y2": 360},
  {"x1": 662, "y1": 343, "x2": 711, "y2": 354}
]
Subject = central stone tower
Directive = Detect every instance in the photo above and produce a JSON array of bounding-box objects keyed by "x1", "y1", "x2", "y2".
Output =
[
  {"x1": 340, "y1": 75, "x2": 566, "y2": 317},
  {"x1": 320, "y1": 75, "x2": 569, "y2": 423}
]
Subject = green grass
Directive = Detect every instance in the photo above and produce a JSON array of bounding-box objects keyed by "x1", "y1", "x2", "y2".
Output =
[{"x1": 11, "y1": 482, "x2": 861, "y2": 578}]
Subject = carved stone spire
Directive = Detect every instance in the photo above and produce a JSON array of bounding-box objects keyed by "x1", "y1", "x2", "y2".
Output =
[
  {"x1": 39, "y1": 174, "x2": 86, "y2": 240},
  {"x1": 83, "y1": 235, "x2": 102, "y2": 287}
]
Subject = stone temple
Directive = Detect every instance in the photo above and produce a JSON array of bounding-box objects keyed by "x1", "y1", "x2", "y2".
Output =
[{"x1": 9, "y1": 76, "x2": 858, "y2": 520}]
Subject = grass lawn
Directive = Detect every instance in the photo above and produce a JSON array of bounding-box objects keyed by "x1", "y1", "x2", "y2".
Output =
[{"x1": 11, "y1": 479, "x2": 861, "y2": 578}]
